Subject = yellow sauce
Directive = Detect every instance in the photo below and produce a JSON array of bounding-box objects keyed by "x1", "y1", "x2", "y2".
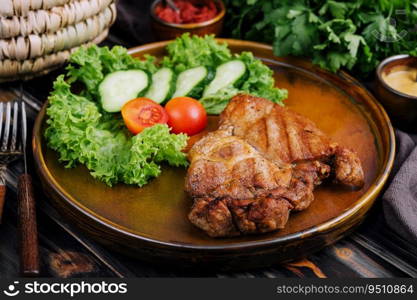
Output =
[{"x1": 382, "y1": 65, "x2": 417, "y2": 97}]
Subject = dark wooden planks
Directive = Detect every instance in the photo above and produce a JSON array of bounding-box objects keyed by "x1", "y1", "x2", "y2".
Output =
[{"x1": 0, "y1": 188, "x2": 117, "y2": 278}]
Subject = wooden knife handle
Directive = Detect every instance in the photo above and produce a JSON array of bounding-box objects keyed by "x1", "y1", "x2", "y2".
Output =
[
  {"x1": 0, "y1": 184, "x2": 5, "y2": 224},
  {"x1": 18, "y1": 174, "x2": 40, "y2": 277}
]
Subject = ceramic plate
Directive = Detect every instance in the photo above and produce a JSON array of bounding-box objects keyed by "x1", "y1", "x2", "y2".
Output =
[{"x1": 32, "y1": 39, "x2": 395, "y2": 270}]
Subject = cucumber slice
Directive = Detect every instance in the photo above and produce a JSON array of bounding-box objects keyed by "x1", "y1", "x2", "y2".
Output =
[
  {"x1": 172, "y1": 66, "x2": 208, "y2": 98},
  {"x1": 99, "y1": 70, "x2": 149, "y2": 112},
  {"x1": 145, "y1": 68, "x2": 174, "y2": 103},
  {"x1": 203, "y1": 60, "x2": 246, "y2": 97}
]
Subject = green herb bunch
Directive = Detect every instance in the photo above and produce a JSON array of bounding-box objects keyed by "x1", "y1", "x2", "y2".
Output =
[{"x1": 224, "y1": 0, "x2": 417, "y2": 75}]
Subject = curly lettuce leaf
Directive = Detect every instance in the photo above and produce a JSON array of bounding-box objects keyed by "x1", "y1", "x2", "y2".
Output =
[
  {"x1": 163, "y1": 34, "x2": 287, "y2": 113},
  {"x1": 66, "y1": 45, "x2": 158, "y2": 99},
  {"x1": 162, "y1": 33, "x2": 232, "y2": 72},
  {"x1": 237, "y1": 51, "x2": 287, "y2": 103},
  {"x1": 123, "y1": 125, "x2": 188, "y2": 186},
  {"x1": 45, "y1": 76, "x2": 188, "y2": 187},
  {"x1": 200, "y1": 52, "x2": 287, "y2": 113},
  {"x1": 200, "y1": 86, "x2": 241, "y2": 114}
]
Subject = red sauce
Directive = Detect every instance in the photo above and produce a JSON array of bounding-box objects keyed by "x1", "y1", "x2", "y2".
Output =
[{"x1": 155, "y1": 0, "x2": 218, "y2": 24}]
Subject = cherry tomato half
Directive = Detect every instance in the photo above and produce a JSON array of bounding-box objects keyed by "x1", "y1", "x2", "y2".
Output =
[
  {"x1": 121, "y1": 97, "x2": 169, "y2": 134},
  {"x1": 165, "y1": 97, "x2": 207, "y2": 135}
]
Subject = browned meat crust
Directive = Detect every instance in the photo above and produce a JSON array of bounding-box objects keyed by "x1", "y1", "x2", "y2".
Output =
[
  {"x1": 333, "y1": 147, "x2": 365, "y2": 187},
  {"x1": 186, "y1": 128, "x2": 294, "y2": 237},
  {"x1": 186, "y1": 94, "x2": 365, "y2": 237},
  {"x1": 219, "y1": 94, "x2": 364, "y2": 187},
  {"x1": 220, "y1": 94, "x2": 334, "y2": 163}
]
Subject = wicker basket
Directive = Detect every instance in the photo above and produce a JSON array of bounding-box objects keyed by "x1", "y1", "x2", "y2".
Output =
[
  {"x1": 0, "y1": 0, "x2": 116, "y2": 82},
  {"x1": 0, "y1": 0, "x2": 72, "y2": 17},
  {"x1": 0, "y1": 0, "x2": 114, "y2": 38}
]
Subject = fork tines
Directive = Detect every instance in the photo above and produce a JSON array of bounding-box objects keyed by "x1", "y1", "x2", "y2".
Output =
[{"x1": 0, "y1": 101, "x2": 23, "y2": 155}]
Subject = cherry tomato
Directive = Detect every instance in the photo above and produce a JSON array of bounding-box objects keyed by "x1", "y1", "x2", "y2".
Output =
[
  {"x1": 121, "y1": 98, "x2": 169, "y2": 134},
  {"x1": 165, "y1": 97, "x2": 207, "y2": 135}
]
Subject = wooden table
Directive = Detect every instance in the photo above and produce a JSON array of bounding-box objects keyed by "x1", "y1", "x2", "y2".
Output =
[{"x1": 1, "y1": 1, "x2": 417, "y2": 278}]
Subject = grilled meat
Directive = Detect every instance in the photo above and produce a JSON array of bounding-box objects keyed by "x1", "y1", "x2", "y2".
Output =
[
  {"x1": 219, "y1": 94, "x2": 364, "y2": 187},
  {"x1": 186, "y1": 94, "x2": 364, "y2": 237},
  {"x1": 186, "y1": 127, "x2": 293, "y2": 237},
  {"x1": 333, "y1": 147, "x2": 365, "y2": 187}
]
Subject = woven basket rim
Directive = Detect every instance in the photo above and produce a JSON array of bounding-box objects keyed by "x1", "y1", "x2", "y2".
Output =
[
  {"x1": 0, "y1": 29, "x2": 109, "y2": 82},
  {"x1": 0, "y1": 0, "x2": 114, "y2": 39},
  {"x1": 0, "y1": 4, "x2": 116, "y2": 61},
  {"x1": 0, "y1": 0, "x2": 73, "y2": 17}
]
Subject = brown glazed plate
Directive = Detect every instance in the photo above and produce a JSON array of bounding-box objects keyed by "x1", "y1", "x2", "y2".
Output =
[{"x1": 33, "y1": 39, "x2": 395, "y2": 270}]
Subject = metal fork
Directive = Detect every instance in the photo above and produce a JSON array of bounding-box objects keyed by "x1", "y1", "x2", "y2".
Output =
[
  {"x1": 0, "y1": 101, "x2": 21, "y2": 222},
  {"x1": 0, "y1": 98, "x2": 40, "y2": 276}
]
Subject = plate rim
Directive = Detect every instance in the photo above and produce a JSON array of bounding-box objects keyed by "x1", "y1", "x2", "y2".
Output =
[{"x1": 32, "y1": 39, "x2": 396, "y2": 251}]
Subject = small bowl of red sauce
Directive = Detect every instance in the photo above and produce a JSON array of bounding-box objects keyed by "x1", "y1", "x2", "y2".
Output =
[{"x1": 150, "y1": 0, "x2": 226, "y2": 40}]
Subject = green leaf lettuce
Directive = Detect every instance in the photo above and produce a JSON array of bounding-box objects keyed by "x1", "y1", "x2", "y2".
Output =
[{"x1": 45, "y1": 76, "x2": 187, "y2": 187}]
